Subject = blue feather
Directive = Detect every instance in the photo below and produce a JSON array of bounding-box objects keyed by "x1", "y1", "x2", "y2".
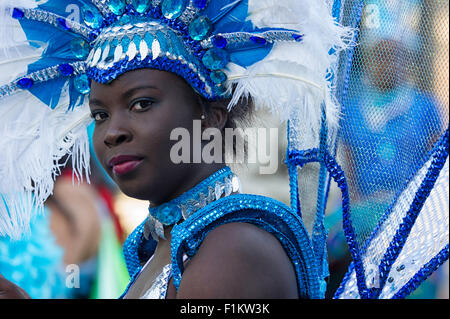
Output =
[
  {"x1": 16, "y1": 1, "x2": 94, "y2": 109},
  {"x1": 38, "y1": 0, "x2": 99, "y2": 18},
  {"x1": 205, "y1": 0, "x2": 250, "y2": 33}
]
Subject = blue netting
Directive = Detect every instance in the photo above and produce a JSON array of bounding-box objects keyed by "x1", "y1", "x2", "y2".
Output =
[{"x1": 331, "y1": 0, "x2": 449, "y2": 298}]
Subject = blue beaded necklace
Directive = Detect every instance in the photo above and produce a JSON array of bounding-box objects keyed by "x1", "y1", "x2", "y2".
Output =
[{"x1": 144, "y1": 166, "x2": 241, "y2": 241}]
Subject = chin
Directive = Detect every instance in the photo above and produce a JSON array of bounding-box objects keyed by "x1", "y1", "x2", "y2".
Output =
[{"x1": 118, "y1": 182, "x2": 152, "y2": 201}]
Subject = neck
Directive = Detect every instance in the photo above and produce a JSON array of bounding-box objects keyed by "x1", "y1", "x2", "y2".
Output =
[{"x1": 150, "y1": 163, "x2": 227, "y2": 206}]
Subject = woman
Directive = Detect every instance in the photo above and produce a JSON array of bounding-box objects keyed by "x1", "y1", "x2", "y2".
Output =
[{"x1": 0, "y1": 0, "x2": 351, "y2": 299}]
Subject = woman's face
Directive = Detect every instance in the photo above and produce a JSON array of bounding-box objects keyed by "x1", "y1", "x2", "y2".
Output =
[{"x1": 89, "y1": 69, "x2": 203, "y2": 204}]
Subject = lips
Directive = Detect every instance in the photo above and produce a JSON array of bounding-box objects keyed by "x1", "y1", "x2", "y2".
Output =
[{"x1": 108, "y1": 155, "x2": 144, "y2": 176}]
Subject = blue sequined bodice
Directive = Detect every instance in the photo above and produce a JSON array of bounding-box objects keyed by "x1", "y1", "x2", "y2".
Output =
[{"x1": 121, "y1": 192, "x2": 322, "y2": 299}]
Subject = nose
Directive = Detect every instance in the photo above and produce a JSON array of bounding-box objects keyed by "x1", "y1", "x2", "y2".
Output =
[{"x1": 103, "y1": 118, "x2": 132, "y2": 148}]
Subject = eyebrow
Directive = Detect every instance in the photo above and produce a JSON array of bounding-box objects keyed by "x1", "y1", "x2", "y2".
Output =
[
  {"x1": 122, "y1": 85, "x2": 159, "y2": 100},
  {"x1": 89, "y1": 85, "x2": 159, "y2": 108}
]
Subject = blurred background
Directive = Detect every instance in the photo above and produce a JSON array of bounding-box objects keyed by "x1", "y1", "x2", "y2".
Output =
[{"x1": 0, "y1": 0, "x2": 448, "y2": 299}]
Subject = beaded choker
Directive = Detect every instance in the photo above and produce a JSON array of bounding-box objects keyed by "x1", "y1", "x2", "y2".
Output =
[{"x1": 144, "y1": 166, "x2": 241, "y2": 241}]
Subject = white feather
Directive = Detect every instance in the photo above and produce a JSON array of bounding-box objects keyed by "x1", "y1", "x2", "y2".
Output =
[
  {"x1": 227, "y1": 0, "x2": 354, "y2": 149},
  {"x1": 0, "y1": 86, "x2": 92, "y2": 239},
  {"x1": 0, "y1": 1, "x2": 39, "y2": 58}
]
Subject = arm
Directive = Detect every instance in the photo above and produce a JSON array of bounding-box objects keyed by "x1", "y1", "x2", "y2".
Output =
[{"x1": 171, "y1": 222, "x2": 299, "y2": 299}]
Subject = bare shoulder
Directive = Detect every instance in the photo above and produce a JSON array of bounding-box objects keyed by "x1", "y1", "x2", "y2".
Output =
[{"x1": 174, "y1": 222, "x2": 299, "y2": 299}]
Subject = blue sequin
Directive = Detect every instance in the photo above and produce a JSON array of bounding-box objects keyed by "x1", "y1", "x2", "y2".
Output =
[
  {"x1": 189, "y1": 16, "x2": 212, "y2": 41},
  {"x1": 70, "y1": 38, "x2": 90, "y2": 60},
  {"x1": 202, "y1": 48, "x2": 229, "y2": 70},
  {"x1": 74, "y1": 74, "x2": 90, "y2": 94},
  {"x1": 82, "y1": 6, "x2": 103, "y2": 29},
  {"x1": 161, "y1": 0, "x2": 188, "y2": 20}
]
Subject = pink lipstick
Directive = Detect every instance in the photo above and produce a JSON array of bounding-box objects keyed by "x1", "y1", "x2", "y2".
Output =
[{"x1": 108, "y1": 155, "x2": 143, "y2": 176}]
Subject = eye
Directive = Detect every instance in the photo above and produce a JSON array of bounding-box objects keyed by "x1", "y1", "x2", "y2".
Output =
[
  {"x1": 90, "y1": 110, "x2": 109, "y2": 122},
  {"x1": 130, "y1": 98, "x2": 154, "y2": 112}
]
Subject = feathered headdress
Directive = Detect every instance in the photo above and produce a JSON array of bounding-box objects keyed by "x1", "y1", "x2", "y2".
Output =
[{"x1": 0, "y1": 0, "x2": 352, "y2": 239}]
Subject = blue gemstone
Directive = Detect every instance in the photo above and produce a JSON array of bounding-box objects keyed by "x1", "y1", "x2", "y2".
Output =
[
  {"x1": 152, "y1": 203, "x2": 182, "y2": 225},
  {"x1": 210, "y1": 70, "x2": 227, "y2": 84},
  {"x1": 74, "y1": 74, "x2": 90, "y2": 94},
  {"x1": 118, "y1": 14, "x2": 132, "y2": 25},
  {"x1": 212, "y1": 35, "x2": 227, "y2": 49},
  {"x1": 108, "y1": 0, "x2": 126, "y2": 15},
  {"x1": 215, "y1": 84, "x2": 227, "y2": 97},
  {"x1": 12, "y1": 8, "x2": 25, "y2": 19},
  {"x1": 189, "y1": 16, "x2": 212, "y2": 41},
  {"x1": 129, "y1": 0, "x2": 152, "y2": 13},
  {"x1": 161, "y1": 0, "x2": 188, "y2": 20},
  {"x1": 17, "y1": 78, "x2": 34, "y2": 89},
  {"x1": 192, "y1": 0, "x2": 207, "y2": 10},
  {"x1": 82, "y1": 6, "x2": 103, "y2": 29},
  {"x1": 71, "y1": 38, "x2": 90, "y2": 59},
  {"x1": 59, "y1": 64, "x2": 74, "y2": 76},
  {"x1": 57, "y1": 18, "x2": 71, "y2": 30},
  {"x1": 292, "y1": 33, "x2": 303, "y2": 42},
  {"x1": 250, "y1": 36, "x2": 267, "y2": 45},
  {"x1": 202, "y1": 48, "x2": 229, "y2": 70}
]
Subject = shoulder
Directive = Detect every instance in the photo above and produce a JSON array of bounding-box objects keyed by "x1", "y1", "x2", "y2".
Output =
[{"x1": 174, "y1": 222, "x2": 299, "y2": 298}]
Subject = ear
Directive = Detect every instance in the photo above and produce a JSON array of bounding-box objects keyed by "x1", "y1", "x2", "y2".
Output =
[{"x1": 200, "y1": 99, "x2": 229, "y2": 131}]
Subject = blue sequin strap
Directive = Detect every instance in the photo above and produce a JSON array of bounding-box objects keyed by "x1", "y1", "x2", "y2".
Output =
[{"x1": 170, "y1": 193, "x2": 322, "y2": 298}]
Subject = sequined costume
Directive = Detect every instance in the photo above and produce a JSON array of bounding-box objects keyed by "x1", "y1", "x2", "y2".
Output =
[
  {"x1": 0, "y1": 0, "x2": 447, "y2": 299},
  {"x1": 120, "y1": 167, "x2": 323, "y2": 298}
]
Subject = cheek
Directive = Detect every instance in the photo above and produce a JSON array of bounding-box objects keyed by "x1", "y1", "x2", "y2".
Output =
[{"x1": 91, "y1": 127, "x2": 107, "y2": 167}]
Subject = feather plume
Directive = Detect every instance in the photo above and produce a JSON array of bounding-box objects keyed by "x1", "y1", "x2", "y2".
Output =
[
  {"x1": 0, "y1": 86, "x2": 91, "y2": 239},
  {"x1": 227, "y1": 0, "x2": 354, "y2": 149}
]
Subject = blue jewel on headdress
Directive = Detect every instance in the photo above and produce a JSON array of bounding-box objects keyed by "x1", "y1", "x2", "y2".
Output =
[
  {"x1": 12, "y1": 8, "x2": 25, "y2": 19},
  {"x1": 74, "y1": 74, "x2": 90, "y2": 94},
  {"x1": 57, "y1": 18, "x2": 71, "y2": 31},
  {"x1": 82, "y1": 6, "x2": 103, "y2": 29},
  {"x1": 108, "y1": 0, "x2": 127, "y2": 16},
  {"x1": 17, "y1": 78, "x2": 34, "y2": 90},
  {"x1": 212, "y1": 35, "x2": 227, "y2": 49},
  {"x1": 189, "y1": 16, "x2": 213, "y2": 41},
  {"x1": 161, "y1": 0, "x2": 188, "y2": 20},
  {"x1": 59, "y1": 64, "x2": 74, "y2": 77},
  {"x1": 129, "y1": 0, "x2": 152, "y2": 14},
  {"x1": 71, "y1": 38, "x2": 90, "y2": 60},
  {"x1": 202, "y1": 48, "x2": 229, "y2": 70},
  {"x1": 210, "y1": 70, "x2": 227, "y2": 84},
  {"x1": 118, "y1": 14, "x2": 132, "y2": 25},
  {"x1": 292, "y1": 33, "x2": 304, "y2": 42},
  {"x1": 193, "y1": 0, "x2": 208, "y2": 10},
  {"x1": 250, "y1": 36, "x2": 267, "y2": 45}
]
